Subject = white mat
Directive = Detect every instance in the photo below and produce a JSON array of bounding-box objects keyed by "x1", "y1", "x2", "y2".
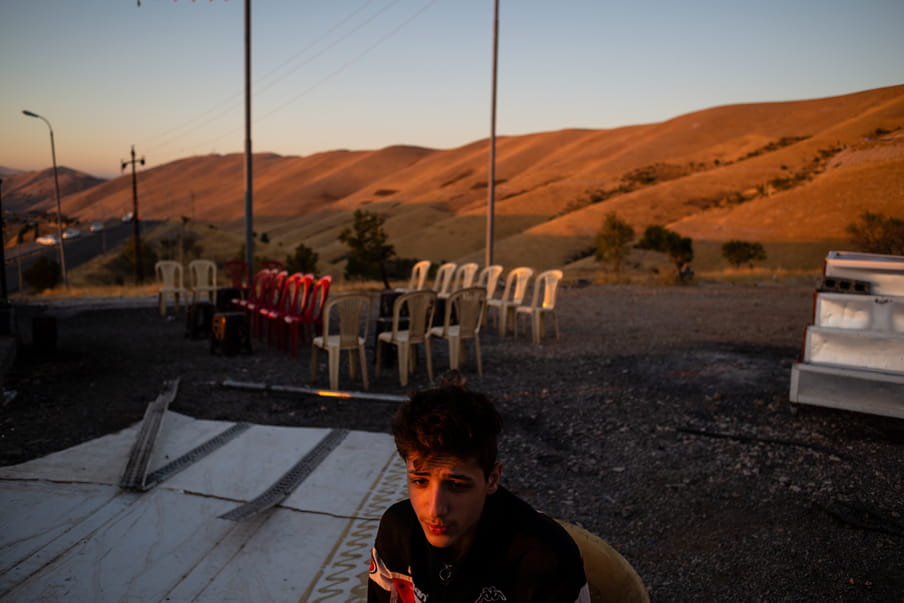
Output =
[{"x1": 0, "y1": 412, "x2": 407, "y2": 602}]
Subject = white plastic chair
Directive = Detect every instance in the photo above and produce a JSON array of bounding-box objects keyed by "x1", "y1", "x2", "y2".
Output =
[
  {"x1": 428, "y1": 286, "x2": 486, "y2": 376},
  {"x1": 310, "y1": 294, "x2": 371, "y2": 391},
  {"x1": 188, "y1": 259, "x2": 217, "y2": 304},
  {"x1": 444, "y1": 262, "x2": 479, "y2": 297},
  {"x1": 375, "y1": 290, "x2": 437, "y2": 386},
  {"x1": 515, "y1": 269, "x2": 563, "y2": 344},
  {"x1": 433, "y1": 262, "x2": 457, "y2": 297},
  {"x1": 486, "y1": 267, "x2": 534, "y2": 336},
  {"x1": 155, "y1": 261, "x2": 187, "y2": 316},
  {"x1": 476, "y1": 265, "x2": 504, "y2": 301},
  {"x1": 405, "y1": 260, "x2": 431, "y2": 291}
]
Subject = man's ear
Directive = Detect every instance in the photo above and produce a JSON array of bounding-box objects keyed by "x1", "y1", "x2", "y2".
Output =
[{"x1": 486, "y1": 463, "x2": 502, "y2": 494}]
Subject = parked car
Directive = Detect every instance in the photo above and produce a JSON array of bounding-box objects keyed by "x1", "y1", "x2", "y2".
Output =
[
  {"x1": 63, "y1": 228, "x2": 81, "y2": 239},
  {"x1": 122, "y1": 212, "x2": 134, "y2": 223},
  {"x1": 36, "y1": 234, "x2": 59, "y2": 246},
  {"x1": 89, "y1": 222, "x2": 105, "y2": 233}
]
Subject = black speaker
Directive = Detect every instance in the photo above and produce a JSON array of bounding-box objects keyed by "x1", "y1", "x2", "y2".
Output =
[{"x1": 210, "y1": 312, "x2": 252, "y2": 356}]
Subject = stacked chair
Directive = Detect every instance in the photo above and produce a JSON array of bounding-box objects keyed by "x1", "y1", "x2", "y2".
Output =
[
  {"x1": 233, "y1": 268, "x2": 275, "y2": 323},
  {"x1": 285, "y1": 275, "x2": 331, "y2": 357},
  {"x1": 258, "y1": 272, "x2": 304, "y2": 346},
  {"x1": 223, "y1": 260, "x2": 250, "y2": 298},
  {"x1": 251, "y1": 270, "x2": 288, "y2": 339},
  {"x1": 229, "y1": 268, "x2": 332, "y2": 354}
]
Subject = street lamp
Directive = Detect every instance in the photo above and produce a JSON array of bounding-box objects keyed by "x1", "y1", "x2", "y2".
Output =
[{"x1": 22, "y1": 109, "x2": 68, "y2": 289}]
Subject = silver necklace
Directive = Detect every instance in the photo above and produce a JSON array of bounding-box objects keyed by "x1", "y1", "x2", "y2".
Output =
[{"x1": 439, "y1": 562, "x2": 455, "y2": 585}]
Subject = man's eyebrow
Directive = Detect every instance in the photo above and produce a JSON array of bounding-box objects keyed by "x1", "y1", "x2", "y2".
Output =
[
  {"x1": 406, "y1": 469, "x2": 476, "y2": 482},
  {"x1": 441, "y1": 473, "x2": 477, "y2": 482}
]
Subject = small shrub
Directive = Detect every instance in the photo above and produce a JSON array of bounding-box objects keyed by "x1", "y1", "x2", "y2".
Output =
[
  {"x1": 722, "y1": 240, "x2": 767, "y2": 268},
  {"x1": 285, "y1": 242, "x2": 320, "y2": 275},
  {"x1": 636, "y1": 225, "x2": 694, "y2": 283},
  {"x1": 846, "y1": 211, "x2": 904, "y2": 255},
  {"x1": 115, "y1": 236, "x2": 158, "y2": 282},
  {"x1": 595, "y1": 212, "x2": 635, "y2": 274},
  {"x1": 339, "y1": 209, "x2": 396, "y2": 288},
  {"x1": 23, "y1": 256, "x2": 61, "y2": 292}
]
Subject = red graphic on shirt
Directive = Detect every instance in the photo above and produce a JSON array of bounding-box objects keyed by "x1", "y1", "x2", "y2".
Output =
[{"x1": 392, "y1": 578, "x2": 417, "y2": 603}]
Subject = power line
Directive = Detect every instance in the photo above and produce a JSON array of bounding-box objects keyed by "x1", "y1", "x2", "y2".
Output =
[
  {"x1": 141, "y1": 0, "x2": 383, "y2": 156},
  {"x1": 189, "y1": 0, "x2": 440, "y2": 153}
]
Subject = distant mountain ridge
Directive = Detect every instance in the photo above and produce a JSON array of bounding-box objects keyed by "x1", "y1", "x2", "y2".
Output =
[
  {"x1": 1, "y1": 167, "x2": 106, "y2": 215},
  {"x1": 8, "y1": 84, "x2": 904, "y2": 273}
]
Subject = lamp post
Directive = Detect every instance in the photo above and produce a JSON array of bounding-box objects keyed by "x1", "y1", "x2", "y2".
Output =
[
  {"x1": 485, "y1": 0, "x2": 499, "y2": 268},
  {"x1": 22, "y1": 110, "x2": 68, "y2": 289}
]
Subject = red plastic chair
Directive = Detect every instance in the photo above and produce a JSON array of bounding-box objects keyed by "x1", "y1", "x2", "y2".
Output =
[
  {"x1": 240, "y1": 269, "x2": 278, "y2": 338},
  {"x1": 259, "y1": 272, "x2": 302, "y2": 345},
  {"x1": 287, "y1": 275, "x2": 331, "y2": 357},
  {"x1": 253, "y1": 270, "x2": 288, "y2": 340},
  {"x1": 233, "y1": 268, "x2": 271, "y2": 317},
  {"x1": 260, "y1": 259, "x2": 285, "y2": 272},
  {"x1": 224, "y1": 260, "x2": 249, "y2": 289},
  {"x1": 277, "y1": 273, "x2": 314, "y2": 352}
]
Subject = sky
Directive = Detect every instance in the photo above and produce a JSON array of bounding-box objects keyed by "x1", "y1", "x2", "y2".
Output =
[{"x1": 2, "y1": 0, "x2": 903, "y2": 179}]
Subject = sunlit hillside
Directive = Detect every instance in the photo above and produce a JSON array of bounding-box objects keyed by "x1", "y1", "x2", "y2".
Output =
[{"x1": 9, "y1": 84, "x2": 904, "y2": 278}]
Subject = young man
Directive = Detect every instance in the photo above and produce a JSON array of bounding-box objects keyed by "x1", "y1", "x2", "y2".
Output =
[{"x1": 368, "y1": 382, "x2": 590, "y2": 602}]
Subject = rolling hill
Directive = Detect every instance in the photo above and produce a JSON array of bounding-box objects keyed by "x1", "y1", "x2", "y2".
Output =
[{"x1": 8, "y1": 84, "x2": 904, "y2": 276}]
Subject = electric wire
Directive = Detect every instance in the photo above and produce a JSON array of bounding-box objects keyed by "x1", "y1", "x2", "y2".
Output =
[
  {"x1": 140, "y1": 0, "x2": 388, "y2": 157},
  {"x1": 188, "y1": 0, "x2": 440, "y2": 154}
]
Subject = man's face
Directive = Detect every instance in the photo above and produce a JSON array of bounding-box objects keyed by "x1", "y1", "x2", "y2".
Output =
[{"x1": 406, "y1": 454, "x2": 501, "y2": 559}]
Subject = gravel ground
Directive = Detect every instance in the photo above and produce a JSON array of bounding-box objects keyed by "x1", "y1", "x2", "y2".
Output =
[{"x1": 2, "y1": 283, "x2": 902, "y2": 602}]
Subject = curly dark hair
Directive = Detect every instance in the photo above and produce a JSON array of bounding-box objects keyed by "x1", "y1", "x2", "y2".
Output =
[{"x1": 391, "y1": 383, "x2": 503, "y2": 477}]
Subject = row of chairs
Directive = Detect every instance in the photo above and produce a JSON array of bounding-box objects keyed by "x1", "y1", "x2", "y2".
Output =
[
  {"x1": 310, "y1": 286, "x2": 486, "y2": 391},
  {"x1": 155, "y1": 260, "x2": 218, "y2": 316},
  {"x1": 222, "y1": 259, "x2": 286, "y2": 291},
  {"x1": 310, "y1": 264, "x2": 564, "y2": 391},
  {"x1": 156, "y1": 258, "x2": 290, "y2": 318},
  {"x1": 233, "y1": 268, "x2": 332, "y2": 357},
  {"x1": 402, "y1": 260, "x2": 563, "y2": 344},
  {"x1": 403, "y1": 261, "x2": 503, "y2": 299}
]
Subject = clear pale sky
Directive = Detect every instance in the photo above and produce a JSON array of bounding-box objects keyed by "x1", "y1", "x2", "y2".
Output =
[{"x1": 2, "y1": 0, "x2": 903, "y2": 179}]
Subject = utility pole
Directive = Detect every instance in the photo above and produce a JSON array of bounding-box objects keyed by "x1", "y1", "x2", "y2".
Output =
[
  {"x1": 0, "y1": 179, "x2": 7, "y2": 302},
  {"x1": 121, "y1": 145, "x2": 145, "y2": 284},
  {"x1": 486, "y1": 0, "x2": 500, "y2": 268},
  {"x1": 244, "y1": 0, "x2": 254, "y2": 285}
]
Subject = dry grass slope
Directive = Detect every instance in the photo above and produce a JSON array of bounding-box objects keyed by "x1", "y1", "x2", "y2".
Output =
[{"x1": 24, "y1": 84, "x2": 904, "y2": 280}]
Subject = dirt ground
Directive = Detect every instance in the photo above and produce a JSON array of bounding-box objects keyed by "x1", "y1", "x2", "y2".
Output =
[{"x1": 1, "y1": 283, "x2": 902, "y2": 602}]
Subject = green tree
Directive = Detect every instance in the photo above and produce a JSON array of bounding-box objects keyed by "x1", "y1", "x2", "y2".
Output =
[
  {"x1": 636, "y1": 224, "x2": 694, "y2": 282},
  {"x1": 286, "y1": 242, "x2": 320, "y2": 275},
  {"x1": 23, "y1": 256, "x2": 61, "y2": 292},
  {"x1": 595, "y1": 212, "x2": 635, "y2": 274},
  {"x1": 339, "y1": 209, "x2": 396, "y2": 288},
  {"x1": 846, "y1": 211, "x2": 904, "y2": 255},
  {"x1": 721, "y1": 240, "x2": 767, "y2": 268}
]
